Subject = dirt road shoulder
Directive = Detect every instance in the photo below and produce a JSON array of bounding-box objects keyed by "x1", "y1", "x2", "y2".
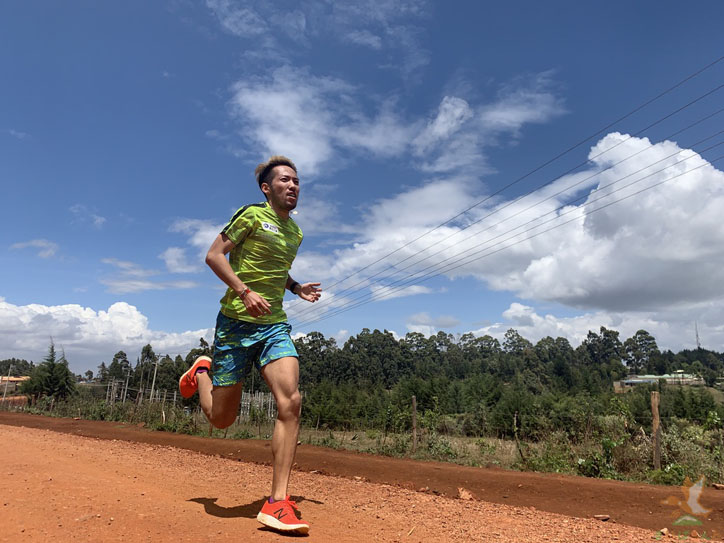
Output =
[{"x1": 1, "y1": 412, "x2": 722, "y2": 540}]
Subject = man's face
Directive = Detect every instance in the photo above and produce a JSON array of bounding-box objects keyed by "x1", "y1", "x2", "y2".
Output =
[{"x1": 263, "y1": 165, "x2": 299, "y2": 211}]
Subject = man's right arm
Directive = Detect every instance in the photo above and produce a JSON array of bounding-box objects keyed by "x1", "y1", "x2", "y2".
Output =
[{"x1": 205, "y1": 233, "x2": 271, "y2": 317}]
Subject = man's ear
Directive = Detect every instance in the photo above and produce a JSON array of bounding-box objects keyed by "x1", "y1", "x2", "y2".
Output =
[{"x1": 260, "y1": 182, "x2": 271, "y2": 197}]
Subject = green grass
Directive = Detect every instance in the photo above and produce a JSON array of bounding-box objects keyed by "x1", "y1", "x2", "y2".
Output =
[{"x1": 10, "y1": 396, "x2": 724, "y2": 486}]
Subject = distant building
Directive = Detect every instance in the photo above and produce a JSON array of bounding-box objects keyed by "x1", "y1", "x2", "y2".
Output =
[
  {"x1": 0, "y1": 376, "x2": 30, "y2": 394},
  {"x1": 614, "y1": 370, "x2": 704, "y2": 393}
]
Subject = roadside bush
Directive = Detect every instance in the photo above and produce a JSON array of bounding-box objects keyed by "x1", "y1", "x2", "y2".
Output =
[
  {"x1": 318, "y1": 431, "x2": 341, "y2": 449},
  {"x1": 373, "y1": 433, "x2": 410, "y2": 457},
  {"x1": 231, "y1": 428, "x2": 254, "y2": 440},
  {"x1": 174, "y1": 416, "x2": 199, "y2": 435},
  {"x1": 475, "y1": 438, "x2": 497, "y2": 458},
  {"x1": 525, "y1": 432, "x2": 576, "y2": 474},
  {"x1": 575, "y1": 438, "x2": 620, "y2": 480},
  {"x1": 610, "y1": 429, "x2": 651, "y2": 477},
  {"x1": 424, "y1": 433, "x2": 457, "y2": 460},
  {"x1": 365, "y1": 429, "x2": 380, "y2": 440},
  {"x1": 436, "y1": 414, "x2": 460, "y2": 436},
  {"x1": 647, "y1": 463, "x2": 687, "y2": 486},
  {"x1": 661, "y1": 420, "x2": 718, "y2": 483},
  {"x1": 461, "y1": 405, "x2": 489, "y2": 436}
]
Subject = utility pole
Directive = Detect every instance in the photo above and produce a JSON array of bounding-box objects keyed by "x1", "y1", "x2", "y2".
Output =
[
  {"x1": 411, "y1": 395, "x2": 418, "y2": 453},
  {"x1": 149, "y1": 357, "x2": 160, "y2": 403},
  {"x1": 2, "y1": 364, "x2": 13, "y2": 402},
  {"x1": 651, "y1": 391, "x2": 661, "y2": 470},
  {"x1": 122, "y1": 366, "x2": 131, "y2": 403},
  {"x1": 138, "y1": 362, "x2": 145, "y2": 402}
]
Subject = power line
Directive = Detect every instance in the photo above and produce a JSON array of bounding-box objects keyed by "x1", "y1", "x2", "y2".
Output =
[
  {"x1": 369, "y1": 124, "x2": 724, "y2": 289},
  {"x1": 289, "y1": 100, "x2": 724, "y2": 322},
  {"x1": 295, "y1": 152, "x2": 721, "y2": 329},
  {"x1": 294, "y1": 149, "x2": 723, "y2": 329},
  {"x1": 290, "y1": 96, "x2": 724, "y2": 324},
  {"x1": 288, "y1": 100, "x2": 724, "y2": 323},
  {"x1": 297, "y1": 143, "x2": 722, "y2": 325},
  {"x1": 288, "y1": 72, "x2": 723, "y2": 321},
  {"x1": 286, "y1": 56, "x2": 723, "y2": 315},
  {"x1": 294, "y1": 130, "x2": 724, "y2": 316},
  {"x1": 373, "y1": 141, "x2": 724, "y2": 301}
]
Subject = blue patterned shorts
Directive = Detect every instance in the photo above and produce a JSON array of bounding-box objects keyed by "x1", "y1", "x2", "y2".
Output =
[{"x1": 211, "y1": 312, "x2": 298, "y2": 387}]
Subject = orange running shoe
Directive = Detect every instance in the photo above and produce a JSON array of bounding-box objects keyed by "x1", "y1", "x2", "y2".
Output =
[
  {"x1": 178, "y1": 356, "x2": 211, "y2": 398},
  {"x1": 257, "y1": 496, "x2": 309, "y2": 534}
]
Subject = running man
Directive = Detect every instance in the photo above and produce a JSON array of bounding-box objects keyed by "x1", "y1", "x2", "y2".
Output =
[{"x1": 179, "y1": 155, "x2": 321, "y2": 534}]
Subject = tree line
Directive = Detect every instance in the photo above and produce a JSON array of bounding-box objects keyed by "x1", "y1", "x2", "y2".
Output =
[
  {"x1": 293, "y1": 327, "x2": 723, "y2": 439},
  {"x1": 6, "y1": 326, "x2": 723, "y2": 441}
]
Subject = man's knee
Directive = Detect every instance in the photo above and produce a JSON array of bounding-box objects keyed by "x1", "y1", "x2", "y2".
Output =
[
  {"x1": 277, "y1": 389, "x2": 301, "y2": 420},
  {"x1": 207, "y1": 383, "x2": 242, "y2": 429},
  {"x1": 209, "y1": 409, "x2": 237, "y2": 429}
]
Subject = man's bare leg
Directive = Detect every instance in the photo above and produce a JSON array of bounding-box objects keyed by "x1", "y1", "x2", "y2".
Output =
[
  {"x1": 197, "y1": 372, "x2": 243, "y2": 429},
  {"x1": 261, "y1": 356, "x2": 301, "y2": 500}
]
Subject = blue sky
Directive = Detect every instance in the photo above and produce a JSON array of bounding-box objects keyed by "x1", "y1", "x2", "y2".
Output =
[{"x1": 2, "y1": 1, "x2": 723, "y2": 373}]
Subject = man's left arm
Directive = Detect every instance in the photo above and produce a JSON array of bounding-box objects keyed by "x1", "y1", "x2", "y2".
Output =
[{"x1": 287, "y1": 275, "x2": 322, "y2": 303}]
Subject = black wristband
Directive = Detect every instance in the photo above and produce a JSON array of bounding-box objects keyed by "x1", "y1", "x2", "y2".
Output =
[{"x1": 289, "y1": 281, "x2": 300, "y2": 294}]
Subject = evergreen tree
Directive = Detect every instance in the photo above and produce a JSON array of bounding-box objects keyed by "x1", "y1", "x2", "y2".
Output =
[
  {"x1": 108, "y1": 350, "x2": 130, "y2": 380},
  {"x1": 20, "y1": 342, "x2": 76, "y2": 400},
  {"x1": 623, "y1": 330, "x2": 660, "y2": 375},
  {"x1": 97, "y1": 361, "x2": 109, "y2": 382}
]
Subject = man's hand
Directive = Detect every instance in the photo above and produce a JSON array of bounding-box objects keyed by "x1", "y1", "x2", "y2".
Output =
[
  {"x1": 297, "y1": 282, "x2": 322, "y2": 303},
  {"x1": 240, "y1": 290, "x2": 272, "y2": 317}
]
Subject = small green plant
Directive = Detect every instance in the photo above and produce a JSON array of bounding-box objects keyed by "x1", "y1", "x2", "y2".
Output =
[
  {"x1": 318, "y1": 431, "x2": 340, "y2": 448},
  {"x1": 424, "y1": 433, "x2": 457, "y2": 460},
  {"x1": 525, "y1": 435, "x2": 574, "y2": 474},
  {"x1": 374, "y1": 433, "x2": 410, "y2": 457},
  {"x1": 705, "y1": 410, "x2": 722, "y2": 431},
  {"x1": 365, "y1": 429, "x2": 380, "y2": 440},
  {"x1": 231, "y1": 428, "x2": 254, "y2": 440},
  {"x1": 476, "y1": 438, "x2": 497, "y2": 457},
  {"x1": 647, "y1": 463, "x2": 687, "y2": 486}
]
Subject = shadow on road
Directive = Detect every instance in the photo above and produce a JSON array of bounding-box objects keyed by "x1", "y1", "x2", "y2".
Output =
[
  {"x1": 189, "y1": 495, "x2": 324, "y2": 519},
  {"x1": 188, "y1": 497, "x2": 265, "y2": 518}
]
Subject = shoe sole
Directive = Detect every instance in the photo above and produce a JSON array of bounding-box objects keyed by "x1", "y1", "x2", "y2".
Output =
[{"x1": 256, "y1": 512, "x2": 309, "y2": 534}]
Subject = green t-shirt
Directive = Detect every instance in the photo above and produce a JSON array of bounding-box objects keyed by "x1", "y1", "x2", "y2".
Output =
[{"x1": 219, "y1": 202, "x2": 303, "y2": 324}]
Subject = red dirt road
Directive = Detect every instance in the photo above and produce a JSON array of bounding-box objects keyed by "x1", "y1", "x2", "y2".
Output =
[{"x1": 1, "y1": 412, "x2": 723, "y2": 541}]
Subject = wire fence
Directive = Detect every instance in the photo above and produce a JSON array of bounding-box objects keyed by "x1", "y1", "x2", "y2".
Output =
[{"x1": 92, "y1": 378, "x2": 278, "y2": 422}]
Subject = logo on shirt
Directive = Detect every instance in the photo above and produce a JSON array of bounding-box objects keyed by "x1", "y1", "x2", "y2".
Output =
[{"x1": 261, "y1": 222, "x2": 279, "y2": 234}]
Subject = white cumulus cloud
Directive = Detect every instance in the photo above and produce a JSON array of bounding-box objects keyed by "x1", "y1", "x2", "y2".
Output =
[
  {"x1": 406, "y1": 311, "x2": 461, "y2": 336},
  {"x1": 475, "y1": 133, "x2": 724, "y2": 311},
  {"x1": 471, "y1": 301, "x2": 724, "y2": 353},
  {"x1": 370, "y1": 284, "x2": 433, "y2": 301},
  {"x1": 299, "y1": 131, "x2": 723, "y2": 329},
  {"x1": 0, "y1": 299, "x2": 213, "y2": 373}
]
